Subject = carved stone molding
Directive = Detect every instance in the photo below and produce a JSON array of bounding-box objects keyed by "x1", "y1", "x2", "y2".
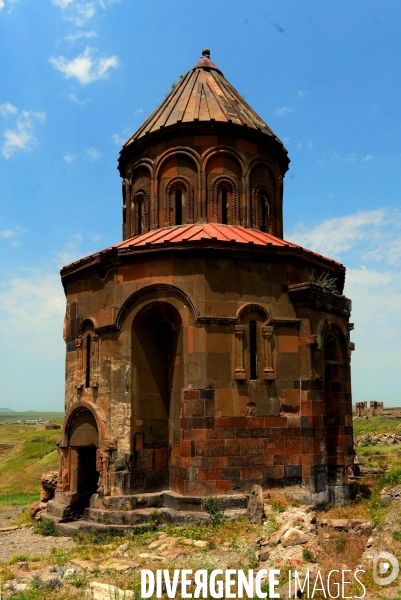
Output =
[
  {"x1": 262, "y1": 325, "x2": 274, "y2": 377},
  {"x1": 131, "y1": 188, "x2": 150, "y2": 236},
  {"x1": 164, "y1": 176, "x2": 194, "y2": 225},
  {"x1": 234, "y1": 325, "x2": 246, "y2": 379},
  {"x1": 209, "y1": 176, "x2": 240, "y2": 223}
]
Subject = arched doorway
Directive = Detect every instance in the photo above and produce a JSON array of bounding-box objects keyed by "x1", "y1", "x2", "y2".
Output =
[
  {"x1": 131, "y1": 301, "x2": 183, "y2": 491},
  {"x1": 68, "y1": 409, "x2": 99, "y2": 513}
]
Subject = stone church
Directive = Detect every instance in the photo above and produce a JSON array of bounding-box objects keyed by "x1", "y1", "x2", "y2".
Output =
[{"x1": 47, "y1": 50, "x2": 354, "y2": 528}]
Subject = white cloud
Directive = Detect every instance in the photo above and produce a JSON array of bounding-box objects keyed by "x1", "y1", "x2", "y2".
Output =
[
  {"x1": 289, "y1": 208, "x2": 401, "y2": 266},
  {"x1": 1, "y1": 107, "x2": 46, "y2": 159},
  {"x1": 53, "y1": 0, "x2": 75, "y2": 7},
  {"x1": 0, "y1": 271, "x2": 65, "y2": 334},
  {"x1": 64, "y1": 30, "x2": 97, "y2": 42},
  {"x1": 53, "y1": 0, "x2": 119, "y2": 27},
  {"x1": 0, "y1": 0, "x2": 5, "y2": 10},
  {"x1": 0, "y1": 226, "x2": 28, "y2": 245},
  {"x1": 50, "y1": 46, "x2": 119, "y2": 84},
  {"x1": 363, "y1": 154, "x2": 373, "y2": 161},
  {"x1": 275, "y1": 106, "x2": 294, "y2": 117},
  {"x1": 111, "y1": 133, "x2": 125, "y2": 145},
  {"x1": 289, "y1": 208, "x2": 401, "y2": 404},
  {"x1": 63, "y1": 148, "x2": 101, "y2": 163},
  {"x1": 68, "y1": 92, "x2": 90, "y2": 105},
  {"x1": 85, "y1": 147, "x2": 101, "y2": 160},
  {"x1": 0, "y1": 102, "x2": 17, "y2": 117},
  {"x1": 298, "y1": 90, "x2": 309, "y2": 98}
]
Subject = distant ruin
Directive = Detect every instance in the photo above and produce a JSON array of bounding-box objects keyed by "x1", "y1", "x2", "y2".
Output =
[{"x1": 355, "y1": 401, "x2": 401, "y2": 418}]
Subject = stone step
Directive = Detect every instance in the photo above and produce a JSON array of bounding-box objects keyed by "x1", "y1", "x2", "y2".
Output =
[
  {"x1": 46, "y1": 500, "x2": 71, "y2": 519},
  {"x1": 44, "y1": 505, "x2": 248, "y2": 535},
  {"x1": 90, "y1": 492, "x2": 164, "y2": 511},
  {"x1": 91, "y1": 491, "x2": 248, "y2": 512}
]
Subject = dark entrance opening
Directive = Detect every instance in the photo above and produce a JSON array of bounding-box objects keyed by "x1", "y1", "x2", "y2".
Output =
[
  {"x1": 68, "y1": 409, "x2": 99, "y2": 515},
  {"x1": 76, "y1": 446, "x2": 98, "y2": 513}
]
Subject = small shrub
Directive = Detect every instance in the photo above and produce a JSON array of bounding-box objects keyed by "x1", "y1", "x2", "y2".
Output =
[
  {"x1": 336, "y1": 532, "x2": 346, "y2": 554},
  {"x1": 381, "y1": 467, "x2": 401, "y2": 487},
  {"x1": 393, "y1": 530, "x2": 401, "y2": 542},
  {"x1": 150, "y1": 509, "x2": 163, "y2": 526},
  {"x1": 252, "y1": 583, "x2": 269, "y2": 599},
  {"x1": 32, "y1": 517, "x2": 59, "y2": 536},
  {"x1": 9, "y1": 554, "x2": 29, "y2": 564},
  {"x1": 50, "y1": 547, "x2": 71, "y2": 566},
  {"x1": 247, "y1": 546, "x2": 259, "y2": 569},
  {"x1": 204, "y1": 496, "x2": 225, "y2": 526},
  {"x1": 68, "y1": 573, "x2": 88, "y2": 588},
  {"x1": 302, "y1": 547, "x2": 316, "y2": 562},
  {"x1": 0, "y1": 566, "x2": 15, "y2": 581},
  {"x1": 271, "y1": 499, "x2": 286, "y2": 513}
]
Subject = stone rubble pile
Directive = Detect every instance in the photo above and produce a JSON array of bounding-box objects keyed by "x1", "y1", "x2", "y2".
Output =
[
  {"x1": 257, "y1": 506, "x2": 318, "y2": 565},
  {"x1": 355, "y1": 432, "x2": 401, "y2": 445}
]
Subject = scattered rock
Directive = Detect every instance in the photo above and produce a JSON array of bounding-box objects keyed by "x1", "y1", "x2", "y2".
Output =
[
  {"x1": 194, "y1": 540, "x2": 208, "y2": 548},
  {"x1": 63, "y1": 568, "x2": 76, "y2": 579},
  {"x1": 115, "y1": 542, "x2": 129, "y2": 556},
  {"x1": 278, "y1": 581, "x2": 304, "y2": 598},
  {"x1": 40, "y1": 471, "x2": 58, "y2": 502},
  {"x1": 247, "y1": 485, "x2": 265, "y2": 524},
  {"x1": 29, "y1": 501, "x2": 47, "y2": 520},
  {"x1": 281, "y1": 528, "x2": 308, "y2": 548},
  {"x1": 88, "y1": 581, "x2": 134, "y2": 599}
]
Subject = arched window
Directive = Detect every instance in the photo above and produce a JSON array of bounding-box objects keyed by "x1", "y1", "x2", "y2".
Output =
[
  {"x1": 164, "y1": 177, "x2": 194, "y2": 226},
  {"x1": 259, "y1": 195, "x2": 269, "y2": 233},
  {"x1": 252, "y1": 186, "x2": 271, "y2": 233},
  {"x1": 209, "y1": 176, "x2": 240, "y2": 225},
  {"x1": 85, "y1": 334, "x2": 91, "y2": 388},
  {"x1": 175, "y1": 188, "x2": 183, "y2": 225},
  {"x1": 220, "y1": 188, "x2": 228, "y2": 224},
  {"x1": 131, "y1": 189, "x2": 150, "y2": 237},
  {"x1": 137, "y1": 199, "x2": 143, "y2": 235},
  {"x1": 234, "y1": 307, "x2": 272, "y2": 381},
  {"x1": 249, "y1": 320, "x2": 257, "y2": 380}
]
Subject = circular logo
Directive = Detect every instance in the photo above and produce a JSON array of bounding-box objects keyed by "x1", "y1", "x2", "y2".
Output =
[{"x1": 373, "y1": 552, "x2": 399, "y2": 585}]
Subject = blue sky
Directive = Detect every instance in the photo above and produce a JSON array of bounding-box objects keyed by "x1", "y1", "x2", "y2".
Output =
[{"x1": 0, "y1": 0, "x2": 400, "y2": 410}]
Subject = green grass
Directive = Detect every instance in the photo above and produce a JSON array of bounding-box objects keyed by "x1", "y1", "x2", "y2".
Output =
[
  {"x1": 353, "y1": 416, "x2": 401, "y2": 436},
  {"x1": 0, "y1": 411, "x2": 63, "y2": 423},
  {"x1": 0, "y1": 423, "x2": 60, "y2": 496},
  {"x1": 0, "y1": 492, "x2": 39, "y2": 505}
]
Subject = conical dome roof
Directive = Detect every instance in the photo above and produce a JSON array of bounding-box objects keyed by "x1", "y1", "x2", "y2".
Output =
[
  {"x1": 124, "y1": 49, "x2": 282, "y2": 143},
  {"x1": 119, "y1": 50, "x2": 288, "y2": 174}
]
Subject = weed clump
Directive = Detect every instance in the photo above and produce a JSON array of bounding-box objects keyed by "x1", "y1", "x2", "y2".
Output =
[
  {"x1": 32, "y1": 517, "x2": 59, "y2": 537},
  {"x1": 204, "y1": 496, "x2": 225, "y2": 526}
]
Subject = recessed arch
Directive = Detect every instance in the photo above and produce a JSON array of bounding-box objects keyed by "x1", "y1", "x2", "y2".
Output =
[
  {"x1": 201, "y1": 146, "x2": 246, "y2": 177},
  {"x1": 116, "y1": 283, "x2": 197, "y2": 330},
  {"x1": 236, "y1": 303, "x2": 270, "y2": 322},
  {"x1": 316, "y1": 317, "x2": 349, "y2": 353},
  {"x1": 154, "y1": 147, "x2": 201, "y2": 180},
  {"x1": 61, "y1": 401, "x2": 107, "y2": 447},
  {"x1": 128, "y1": 158, "x2": 154, "y2": 181},
  {"x1": 78, "y1": 318, "x2": 97, "y2": 336},
  {"x1": 246, "y1": 156, "x2": 280, "y2": 181}
]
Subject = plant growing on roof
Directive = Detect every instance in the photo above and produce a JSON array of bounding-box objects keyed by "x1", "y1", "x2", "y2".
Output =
[{"x1": 307, "y1": 269, "x2": 339, "y2": 294}]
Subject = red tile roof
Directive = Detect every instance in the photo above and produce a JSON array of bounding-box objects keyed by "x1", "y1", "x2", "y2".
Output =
[{"x1": 61, "y1": 224, "x2": 343, "y2": 273}]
